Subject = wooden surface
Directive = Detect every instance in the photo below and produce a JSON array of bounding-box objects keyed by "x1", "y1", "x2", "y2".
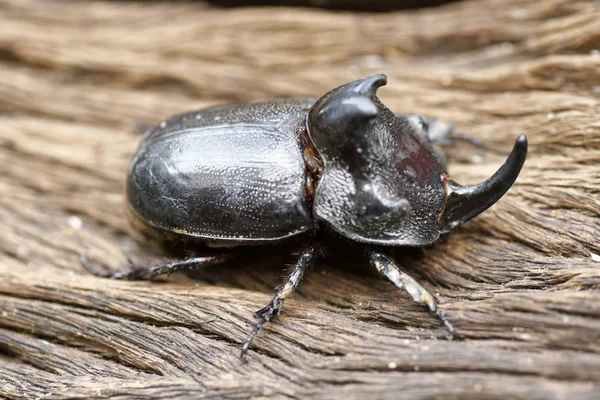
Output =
[{"x1": 1, "y1": 0, "x2": 600, "y2": 398}]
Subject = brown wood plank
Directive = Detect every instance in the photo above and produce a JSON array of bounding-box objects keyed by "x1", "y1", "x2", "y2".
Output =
[{"x1": 1, "y1": 0, "x2": 599, "y2": 398}]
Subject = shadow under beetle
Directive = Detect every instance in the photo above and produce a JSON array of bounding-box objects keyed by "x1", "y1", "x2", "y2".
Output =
[{"x1": 82, "y1": 74, "x2": 527, "y2": 358}]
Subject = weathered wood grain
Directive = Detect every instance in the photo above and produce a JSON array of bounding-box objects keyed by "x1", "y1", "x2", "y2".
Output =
[{"x1": 1, "y1": 0, "x2": 599, "y2": 398}]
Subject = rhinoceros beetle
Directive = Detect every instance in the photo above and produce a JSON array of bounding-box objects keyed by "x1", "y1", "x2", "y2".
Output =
[{"x1": 82, "y1": 74, "x2": 527, "y2": 358}]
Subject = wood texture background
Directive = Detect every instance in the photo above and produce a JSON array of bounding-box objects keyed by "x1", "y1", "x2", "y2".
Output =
[{"x1": 1, "y1": 0, "x2": 599, "y2": 398}]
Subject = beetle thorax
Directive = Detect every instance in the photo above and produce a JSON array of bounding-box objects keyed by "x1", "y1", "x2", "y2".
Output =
[{"x1": 306, "y1": 76, "x2": 448, "y2": 246}]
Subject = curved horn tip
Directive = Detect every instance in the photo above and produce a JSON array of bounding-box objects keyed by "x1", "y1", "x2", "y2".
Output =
[
  {"x1": 355, "y1": 74, "x2": 387, "y2": 95},
  {"x1": 369, "y1": 74, "x2": 387, "y2": 86},
  {"x1": 440, "y1": 132, "x2": 528, "y2": 232},
  {"x1": 509, "y1": 133, "x2": 528, "y2": 167},
  {"x1": 515, "y1": 133, "x2": 528, "y2": 151}
]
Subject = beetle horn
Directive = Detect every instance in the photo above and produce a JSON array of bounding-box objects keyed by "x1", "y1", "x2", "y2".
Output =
[
  {"x1": 350, "y1": 74, "x2": 387, "y2": 97},
  {"x1": 308, "y1": 75, "x2": 387, "y2": 155},
  {"x1": 309, "y1": 75, "x2": 387, "y2": 127},
  {"x1": 440, "y1": 134, "x2": 528, "y2": 232}
]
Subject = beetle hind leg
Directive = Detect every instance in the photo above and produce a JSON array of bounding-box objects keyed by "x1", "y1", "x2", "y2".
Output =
[
  {"x1": 80, "y1": 253, "x2": 233, "y2": 280},
  {"x1": 367, "y1": 250, "x2": 455, "y2": 335},
  {"x1": 240, "y1": 242, "x2": 320, "y2": 359}
]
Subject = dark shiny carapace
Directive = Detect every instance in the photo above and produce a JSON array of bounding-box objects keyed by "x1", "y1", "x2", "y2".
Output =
[{"x1": 92, "y1": 74, "x2": 528, "y2": 358}]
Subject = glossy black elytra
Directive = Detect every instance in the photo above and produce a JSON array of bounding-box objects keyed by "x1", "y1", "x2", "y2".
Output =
[{"x1": 82, "y1": 74, "x2": 527, "y2": 358}]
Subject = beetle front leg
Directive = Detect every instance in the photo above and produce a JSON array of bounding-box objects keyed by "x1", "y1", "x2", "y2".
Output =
[
  {"x1": 80, "y1": 254, "x2": 233, "y2": 280},
  {"x1": 240, "y1": 242, "x2": 320, "y2": 358},
  {"x1": 402, "y1": 115, "x2": 485, "y2": 152},
  {"x1": 367, "y1": 250, "x2": 455, "y2": 334}
]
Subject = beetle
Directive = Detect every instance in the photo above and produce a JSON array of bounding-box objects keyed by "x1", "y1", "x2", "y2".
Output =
[{"x1": 82, "y1": 74, "x2": 527, "y2": 357}]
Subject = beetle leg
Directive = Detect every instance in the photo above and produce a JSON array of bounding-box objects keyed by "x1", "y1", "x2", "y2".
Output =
[
  {"x1": 367, "y1": 250, "x2": 455, "y2": 334},
  {"x1": 426, "y1": 118, "x2": 485, "y2": 151},
  {"x1": 240, "y1": 243, "x2": 319, "y2": 358},
  {"x1": 401, "y1": 115, "x2": 485, "y2": 152},
  {"x1": 80, "y1": 253, "x2": 232, "y2": 280}
]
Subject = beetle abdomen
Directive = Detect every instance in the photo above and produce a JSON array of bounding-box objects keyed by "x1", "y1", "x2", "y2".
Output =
[{"x1": 127, "y1": 102, "x2": 315, "y2": 244}]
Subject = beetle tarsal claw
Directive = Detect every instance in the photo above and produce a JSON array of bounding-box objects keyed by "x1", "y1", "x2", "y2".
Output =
[
  {"x1": 252, "y1": 305, "x2": 270, "y2": 319},
  {"x1": 436, "y1": 310, "x2": 456, "y2": 334},
  {"x1": 80, "y1": 254, "x2": 114, "y2": 278}
]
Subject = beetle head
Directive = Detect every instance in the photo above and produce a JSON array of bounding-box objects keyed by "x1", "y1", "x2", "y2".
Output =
[{"x1": 308, "y1": 74, "x2": 527, "y2": 246}]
